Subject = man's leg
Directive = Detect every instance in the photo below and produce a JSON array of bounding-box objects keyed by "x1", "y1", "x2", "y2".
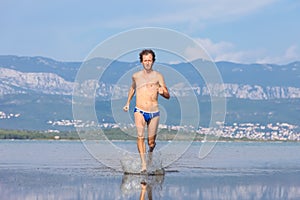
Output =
[
  {"x1": 146, "y1": 116, "x2": 159, "y2": 170},
  {"x1": 134, "y1": 112, "x2": 147, "y2": 171},
  {"x1": 147, "y1": 116, "x2": 159, "y2": 152},
  {"x1": 139, "y1": 181, "x2": 147, "y2": 200}
]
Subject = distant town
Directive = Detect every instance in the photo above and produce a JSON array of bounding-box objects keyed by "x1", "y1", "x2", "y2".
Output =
[
  {"x1": 0, "y1": 109, "x2": 298, "y2": 141},
  {"x1": 47, "y1": 119, "x2": 300, "y2": 141}
]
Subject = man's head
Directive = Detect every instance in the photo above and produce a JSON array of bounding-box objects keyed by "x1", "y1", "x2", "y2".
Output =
[
  {"x1": 139, "y1": 49, "x2": 156, "y2": 72},
  {"x1": 139, "y1": 49, "x2": 156, "y2": 63}
]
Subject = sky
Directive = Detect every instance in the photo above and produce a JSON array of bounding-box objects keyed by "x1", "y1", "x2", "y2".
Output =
[{"x1": 1, "y1": 0, "x2": 300, "y2": 64}]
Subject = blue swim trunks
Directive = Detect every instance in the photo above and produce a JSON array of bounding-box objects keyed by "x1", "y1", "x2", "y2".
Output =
[{"x1": 134, "y1": 107, "x2": 160, "y2": 122}]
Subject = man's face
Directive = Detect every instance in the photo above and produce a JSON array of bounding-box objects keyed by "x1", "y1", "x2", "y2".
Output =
[{"x1": 141, "y1": 54, "x2": 153, "y2": 71}]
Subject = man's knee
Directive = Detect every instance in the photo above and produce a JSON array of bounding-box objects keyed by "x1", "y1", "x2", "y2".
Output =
[
  {"x1": 136, "y1": 126, "x2": 145, "y2": 138},
  {"x1": 137, "y1": 136, "x2": 145, "y2": 147},
  {"x1": 148, "y1": 139, "x2": 155, "y2": 147},
  {"x1": 148, "y1": 140, "x2": 156, "y2": 152},
  {"x1": 137, "y1": 134, "x2": 145, "y2": 140}
]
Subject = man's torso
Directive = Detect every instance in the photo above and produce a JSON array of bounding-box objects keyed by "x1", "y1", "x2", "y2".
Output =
[{"x1": 134, "y1": 71, "x2": 161, "y2": 112}]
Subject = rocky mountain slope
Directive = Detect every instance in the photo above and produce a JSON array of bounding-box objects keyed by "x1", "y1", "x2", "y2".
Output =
[{"x1": 0, "y1": 55, "x2": 299, "y2": 130}]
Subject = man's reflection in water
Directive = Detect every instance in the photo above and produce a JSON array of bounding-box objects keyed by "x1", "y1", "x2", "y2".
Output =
[
  {"x1": 121, "y1": 174, "x2": 164, "y2": 200},
  {"x1": 140, "y1": 181, "x2": 152, "y2": 200}
]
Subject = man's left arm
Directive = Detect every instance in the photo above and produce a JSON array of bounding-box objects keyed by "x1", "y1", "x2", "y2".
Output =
[{"x1": 158, "y1": 74, "x2": 170, "y2": 99}]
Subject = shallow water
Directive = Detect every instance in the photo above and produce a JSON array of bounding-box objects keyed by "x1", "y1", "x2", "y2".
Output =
[{"x1": 0, "y1": 140, "x2": 300, "y2": 200}]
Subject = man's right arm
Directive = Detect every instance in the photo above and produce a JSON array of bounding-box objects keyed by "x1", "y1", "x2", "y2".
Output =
[{"x1": 123, "y1": 76, "x2": 136, "y2": 112}]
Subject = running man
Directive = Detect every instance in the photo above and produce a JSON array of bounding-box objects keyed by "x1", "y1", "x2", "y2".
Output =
[{"x1": 123, "y1": 49, "x2": 170, "y2": 172}]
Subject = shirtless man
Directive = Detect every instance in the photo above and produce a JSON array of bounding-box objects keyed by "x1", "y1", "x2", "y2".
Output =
[{"x1": 123, "y1": 49, "x2": 170, "y2": 172}]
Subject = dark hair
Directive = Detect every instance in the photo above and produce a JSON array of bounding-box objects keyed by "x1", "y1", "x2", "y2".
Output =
[{"x1": 139, "y1": 49, "x2": 156, "y2": 62}]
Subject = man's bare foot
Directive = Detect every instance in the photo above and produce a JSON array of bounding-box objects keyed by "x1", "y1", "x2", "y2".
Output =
[
  {"x1": 141, "y1": 181, "x2": 147, "y2": 188},
  {"x1": 141, "y1": 162, "x2": 147, "y2": 173}
]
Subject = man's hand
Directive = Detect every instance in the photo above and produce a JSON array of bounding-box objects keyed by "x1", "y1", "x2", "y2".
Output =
[
  {"x1": 158, "y1": 87, "x2": 164, "y2": 95},
  {"x1": 123, "y1": 105, "x2": 129, "y2": 112},
  {"x1": 158, "y1": 86, "x2": 170, "y2": 99}
]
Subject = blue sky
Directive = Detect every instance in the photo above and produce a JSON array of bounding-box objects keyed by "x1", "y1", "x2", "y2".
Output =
[{"x1": 1, "y1": 0, "x2": 300, "y2": 64}]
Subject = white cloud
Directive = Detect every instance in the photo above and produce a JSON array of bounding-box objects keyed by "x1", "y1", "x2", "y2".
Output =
[
  {"x1": 190, "y1": 38, "x2": 261, "y2": 63},
  {"x1": 194, "y1": 37, "x2": 300, "y2": 64},
  {"x1": 285, "y1": 45, "x2": 299, "y2": 60},
  {"x1": 183, "y1": 45, "x2": 210, "y2": 61},
  {"x1": 194, "y1": 38, "x2": 234, "y2": 58},
  {"x1": 256, "y1": 45, "x2": 300, "y2": 64},
  {"x1": 182, "y1": 38, "x2": 236, "y2": 62}
]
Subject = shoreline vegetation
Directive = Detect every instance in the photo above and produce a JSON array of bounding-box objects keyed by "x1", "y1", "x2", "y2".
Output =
[{"x1": 0, "y1": 129, "x2": 298, "y2": 142}]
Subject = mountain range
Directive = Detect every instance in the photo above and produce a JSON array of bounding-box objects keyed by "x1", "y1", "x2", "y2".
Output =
[{"x1": 0, "y1": 55, "x2": 299, "y2": 130}]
